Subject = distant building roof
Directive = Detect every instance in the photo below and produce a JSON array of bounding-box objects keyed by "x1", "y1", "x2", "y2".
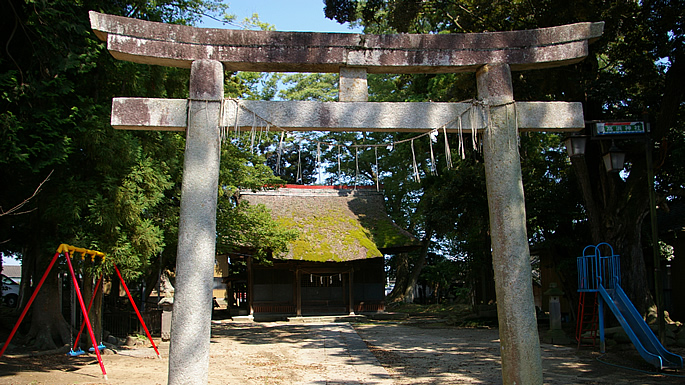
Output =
[
  {"x1": 2, "y1": 265, "x2": 21, "y2": 280},
  {"x1": 240, "y1": 185, "x2": 419, "y2": 262}
]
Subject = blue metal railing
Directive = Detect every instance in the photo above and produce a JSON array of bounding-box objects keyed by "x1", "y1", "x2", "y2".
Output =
[{"x1": 577, "y1": 242, "x2": 620, "y2": 292}]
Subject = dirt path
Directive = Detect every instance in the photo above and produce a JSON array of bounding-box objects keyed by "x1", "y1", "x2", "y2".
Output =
[
  {"x1": 0, "y1": 320, "x2": 683, "y2": 384},
  {"x1": 354, "y1": 322, "x2": 685, "y2": 384},
  {"x1": 0, "y1": 322, "x2": 391, "y2": 385}
]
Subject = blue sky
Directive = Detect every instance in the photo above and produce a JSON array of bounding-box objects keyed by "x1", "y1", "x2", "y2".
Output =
[
  {"x1": 203, "y1": 0, "x2": 362, "y2": 33},
  {"x1": 2, "y1": 253, "x2": 19, "y2": 266}
]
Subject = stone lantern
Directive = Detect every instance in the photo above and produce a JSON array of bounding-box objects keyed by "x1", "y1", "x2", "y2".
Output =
[{"x1": 542, "y1": 283, "x2": 570, "y2": 344}]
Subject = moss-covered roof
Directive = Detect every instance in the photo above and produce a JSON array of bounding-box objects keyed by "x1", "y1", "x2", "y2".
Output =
[{"x1": 240, "y1": 186, "x2": 419, "y2": 262}]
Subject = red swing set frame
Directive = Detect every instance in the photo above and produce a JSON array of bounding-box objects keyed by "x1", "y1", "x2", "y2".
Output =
[{"x1": 0, "y1": 244, "x2": 161, "y2": 380}]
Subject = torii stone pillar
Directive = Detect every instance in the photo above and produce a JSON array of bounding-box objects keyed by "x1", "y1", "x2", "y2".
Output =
[
  {"x1": 90, "y1": 11, "x2": 603, "y2": 384},
  {"x1": 168, "y1": 60, "x2": 223, "y2": 384},
  {"x1": 478, "y1": 63, "x2": 542, "y2": 383}
]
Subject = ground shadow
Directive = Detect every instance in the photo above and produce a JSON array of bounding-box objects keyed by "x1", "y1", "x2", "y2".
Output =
[{"x1": 0, "y1": 353, "x2": 99, "y2": 379}]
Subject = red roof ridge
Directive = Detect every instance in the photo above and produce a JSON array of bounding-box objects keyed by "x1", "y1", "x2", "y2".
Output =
[{"x1": 281, "y1": 184, "x2": 380, "y2": 190}]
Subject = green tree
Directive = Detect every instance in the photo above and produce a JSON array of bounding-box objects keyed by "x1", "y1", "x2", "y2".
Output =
[
  {"x1": 418, "y1": 253, "x2": 463, "y2": 304},
  {"x1": 263, "y1": 73, "x2": 339, "y2": 184},
  {"x1": 0, "y1": 0, "x2": 223, "y2": 349},
  {"x1": 324, "y1": 0, "x2": 685, "y2": 316},
  {"x1": 215, "y1": 143, "x2": 297, "y2": 260},
  {"x1": 279, "y1": 73, "x2": 339, "y2": 102}
]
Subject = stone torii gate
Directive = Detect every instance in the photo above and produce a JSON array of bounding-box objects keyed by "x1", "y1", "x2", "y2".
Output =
[{"x1": 90, "y1": 12, "x2": 602, "y2": 385}]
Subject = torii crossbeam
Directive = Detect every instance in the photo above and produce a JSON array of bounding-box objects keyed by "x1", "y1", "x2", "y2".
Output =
[{"x1": 90, "y1": 11, "x2": 602, "y2": 385}]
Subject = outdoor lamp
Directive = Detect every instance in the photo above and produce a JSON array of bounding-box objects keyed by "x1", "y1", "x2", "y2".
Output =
[
  {"x1": 563, "y1": 135, "x2": 588, "y2": 158},
  {"x1": 602, "y1": 142, "x2": 626, "y2": 172}
]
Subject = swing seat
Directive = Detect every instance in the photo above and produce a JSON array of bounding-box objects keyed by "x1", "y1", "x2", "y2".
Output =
[
  {"x1": 68, "y1": 348, "x2": 85, "y2": 357},
  {"x1": 89, "y1": 343, "x2": 106, "y2": 352}
]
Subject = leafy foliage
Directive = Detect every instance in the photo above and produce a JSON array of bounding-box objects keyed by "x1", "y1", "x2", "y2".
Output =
[
  {"x1": 322, "y1": 0, "x2": 684, "y2": 312},
  {"x1": 0, "y1": 0, "x2": 297, "y2": 348},
  {"x1": 0, "y1": 0, "x2": 187, "y2": 278},
  {"x1": 279, "y1": 73, "x2": 339, "y2": 102},
  {"x1": 216, "y1": 200, "x2": 297, "y2": 260},
  {"x1": 214, "y1": 142, "x2": 297, "y2": 262}
]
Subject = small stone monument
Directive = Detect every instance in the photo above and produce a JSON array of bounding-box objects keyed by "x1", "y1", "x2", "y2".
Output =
[
  {"x1": 158, "y1": 272, "x2": 174, "y2": 341},
  {"x1": 543, "y1": 283, "x2": 570, "y2": 344}
]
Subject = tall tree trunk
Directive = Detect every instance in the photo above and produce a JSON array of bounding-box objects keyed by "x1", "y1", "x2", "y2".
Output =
[
  {"x1": 108, "y1": 271, "x2": 121, "y2": 309},
  {"x1": 570, "y1": 157, "x2": 603, "y2": 243},
  {"x1": 401, "y1": 237, "x2": 429, "y2": 304},
  {"x1": 143, "y1": 260, "x2": 163, "y2": 309},
  {"x1": 92, "y1": 279, "x2": 104, "y2": 347},
  {"x1": 387, "y1": 253, "x2": 411, "y2": 303},
  {"x1": 17, "y1": 246, "x2": 34, "y2": 312},
  {"x1": 470, "y1": 253, "x2": 496, "y2": 309},
  {"x1": 25, "y1": 269, "x2": 71, "y2": 350},
  {"x1": 387, "y1": 227, "x2": 433, "y2": 303},
  {"x1": 569, "y1": 48, "x2": 685, "y2": 317}
]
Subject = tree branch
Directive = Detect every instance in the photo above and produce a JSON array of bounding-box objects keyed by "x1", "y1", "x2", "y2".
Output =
[{"x1": 0, "y1": 170, "x2": 53, "y2": 217}]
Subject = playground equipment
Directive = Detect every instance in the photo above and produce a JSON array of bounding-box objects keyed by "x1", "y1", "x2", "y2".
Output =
[
  {"x1": 66, "y1": 251, "x2": 103, "y2": 357},
  {"x1": 577, "y1": 243, "x2": 683, "y2": 370},
  {"x1": 67, "y1": 276, "x2": 87, "y2": 357},
  {"x1": 69, "y1": 274, "x2": 106, "y2": 356},
  {"x1": 0, "y1": 244, "x2": 108, "y2": 379},
  {"x1": 0, "y1": 244, "x2": 162, "y2": 380}
]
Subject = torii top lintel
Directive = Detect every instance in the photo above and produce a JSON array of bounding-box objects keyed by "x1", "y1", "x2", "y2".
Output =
[{"x1": 89, "y1": 11, "x2": 603, "y2": 74}]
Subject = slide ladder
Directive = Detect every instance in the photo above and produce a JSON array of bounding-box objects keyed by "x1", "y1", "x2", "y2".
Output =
[
  {"x1": 577, "y1": 243, "x2": 683, "y2": 371},
  {"x1": 575, "y1": 291, "x2": 598, "y2": 348}
]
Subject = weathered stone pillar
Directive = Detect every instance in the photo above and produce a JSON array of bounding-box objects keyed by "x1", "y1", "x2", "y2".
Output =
[
  {"x1": 168, "y1": 59, "x2": 223, "y2": 385},
  {"x1": 339, "y1": 67, "x2": 368, "y2": 102},
  {"x1": 477, "y1": 63, "x2": 543, "y2": 385}
]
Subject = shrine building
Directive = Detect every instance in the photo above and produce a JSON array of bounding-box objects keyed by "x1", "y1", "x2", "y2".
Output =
[{"x1": 217, "y1": 185, "x2": 418, "y2": 319}]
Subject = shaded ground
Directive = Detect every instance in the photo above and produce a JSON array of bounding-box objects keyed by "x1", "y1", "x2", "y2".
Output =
[
  {"x1": 355, "y1": 321, "x2": 685, "y2": 384},
  {"x1": 0, "y1": 316, "x2": 683, "y2": 384}
]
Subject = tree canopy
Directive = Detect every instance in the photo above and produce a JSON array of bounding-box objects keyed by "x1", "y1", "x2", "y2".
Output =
[
  {"x1": 0, "y1": 0, "x2": 293, "y2": 349},
  {"x1": 320, "y1": 0, "x2": 685, "y2": 313}
]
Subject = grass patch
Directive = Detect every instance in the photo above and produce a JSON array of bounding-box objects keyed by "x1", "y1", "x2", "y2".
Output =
[
  {"x1": 453, "y1": 318, "x2": 498, "y2": 328},
  {"x1": 384, "y1": 303, "x2": 499, "y2": 328},
  {"x1": 385, "y1": 303, "x2": 472, "y2": 317}
]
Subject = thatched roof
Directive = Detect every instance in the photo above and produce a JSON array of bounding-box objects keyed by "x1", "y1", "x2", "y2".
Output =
[{"x1": 240, "y1": 185, "x2": 419, "y2": 262}]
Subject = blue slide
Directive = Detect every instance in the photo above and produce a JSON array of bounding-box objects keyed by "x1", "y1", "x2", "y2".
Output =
[{"x1": 598, "y1": 283, "x2": 683, "y2": 370}]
